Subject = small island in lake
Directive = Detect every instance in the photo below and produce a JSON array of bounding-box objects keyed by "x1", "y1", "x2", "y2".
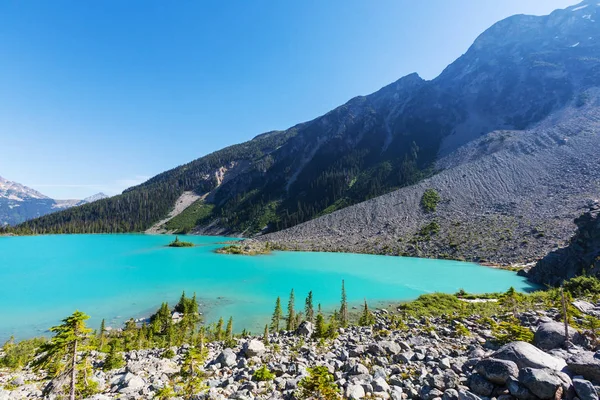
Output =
[
  {"x1": 215, "y1": 241, "x2": 271, "y2": 255},
  {"x1": 167, "y1": 236, "x2": 195, "y2": 247}
]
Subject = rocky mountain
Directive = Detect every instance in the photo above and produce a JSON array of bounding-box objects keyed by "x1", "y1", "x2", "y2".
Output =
[
  {"x1": 0, "y1": 176, "x2": 108, "y2": 226},
  {"x1": 11, "y1": 1, "x2": 600, "y2": 263},
  {"x1": 526, "y1": 201, "x2": 600, "y2": 285}
]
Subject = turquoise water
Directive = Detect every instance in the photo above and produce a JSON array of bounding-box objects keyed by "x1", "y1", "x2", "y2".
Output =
[{"x1": 0, "y1": 234, "x2": 536, "y2": 340}]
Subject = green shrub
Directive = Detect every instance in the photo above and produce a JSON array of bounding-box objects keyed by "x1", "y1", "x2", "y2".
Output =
[
  {"x1": 0, "y1": 336, "x2": 46, "y2": 369},
  {"x1": 102, "y1": 342, "x2": 125, "y2": 371},
  {"x1": 296, "y1": 366, "x2": 340, "y2": 400},
  {"x1": 492, "y1": 317, "x2": 534, "y2": 344},
  {"x1": 163, "y1": 349, "x2": 175, "y2": 359},
  {"x1": 420, "y1": 189, "x2": 441, "y2": 213},
  {"x1": 564, "y1": 276, "x2": 600, "y2": 298},
  {"x1": 253, "y1": 365, "x2": 275, "y2": 382},
  {"x1": 454, "y1": 323, "x2": 471, "y2": 337},
  {"x1": 418, "y1": 221, "x2": 440, "y2": 237}
]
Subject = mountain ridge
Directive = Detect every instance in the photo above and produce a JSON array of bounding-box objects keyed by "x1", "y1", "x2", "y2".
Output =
[
  {"x1": 0, "y1": 176, "x2": 108, "y2": 226},
  {"x1": 7, "y1": 1, "x2": 600, "y2": 266}
]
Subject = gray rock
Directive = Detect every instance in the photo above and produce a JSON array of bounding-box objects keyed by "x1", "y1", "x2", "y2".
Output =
[
  {"x1": 379, "y1": 341, "x2": 402, "y2": 355},
  {"x1": 493, "y1": 341, "x2": 567, "y2": 370},
  {"x1": 372, "y1": 377, "x2": 391, "y2": 393},
  {"x1": 296, "y1": 321, "x2": 313, "y2": 337},
  {"x1": 398, "y1": 351, "x2": 415, "y2": 363},
  {"x1": 573, "y1": 376, "x2": 599, "y2": 400},
  {"x1": 507, "y1": 379, "x2": 537, "y2": 400},
  {"x1": 533, "y1": 321, "x2": 585, "y2": 350},
  {"x1": 243, "y1": 340, "x2": 266, "y2": 358},
  {"x1": 474, "y1": 358, "x2": 519, "y2": 385},
  {"x1": 349, "y1": 363, "x2": 370, "y2": 376},
  {"x1": 346, "y1": 384, "x2": 366, "y2": 399},
  {"x1": 469, "y1": 373, "x2": 494, "y2": 397},
  {"x1": 567, "y1": 351, "x2": 600, "y2": 382},
  {"x1": 217, "y1": 348, "x2": 237, "y2": 367},
  {"x1": 518, "y1": 367, "x2": 568, "y2": 399},
  {"x1": 458, "y1": 389, "x2": 482, "y2": 400},
  {"x1": 443, "y1": 388, "x2": 460, "y2": 400},
  {"x1": 119, "y1": 372, "x2": 145, "y2": 393}
]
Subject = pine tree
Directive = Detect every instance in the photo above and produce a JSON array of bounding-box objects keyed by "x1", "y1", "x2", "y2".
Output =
[
  {"x1": 270, "y1": 297, "x2": 283, "y2": 333},
  {"x1": 287, "y1": 289, "x2": 296, "y2": 331},
  {"x1": 33, "y1": 311, "x2": 93, "y2": 400},
  {"x1": 358, "y1": 299, "x2": 375, "y2": 326},
  {"x1": 263, "y1": 324, "x2": 270, "y2": 345},
  {"x1": 225, "y1": 317, "x2": 233, "y2": 341},
  {"x1": 98, "y1": 319, "x2": 106, "y2": 350},
  {"x1": 314, "y1": 309, "x2": 326, "y2": 339},
  {"x1": 340, "y1": 280, "x2": 348, "y2": 327},
  {"x1": 305, "y1": 291, "x2": 314, "y2": 323},
  {"x1": 215, "y1": 317, "x2": 224, "y2": 341}
]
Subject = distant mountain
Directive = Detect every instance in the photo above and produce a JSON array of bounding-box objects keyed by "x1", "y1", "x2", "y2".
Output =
[
  {"x1": 11, "y1": 1, "x2": 600, "y2": 266},
  {"x1": 0, "y1": 176, "x2": 108, "y2": 226}
]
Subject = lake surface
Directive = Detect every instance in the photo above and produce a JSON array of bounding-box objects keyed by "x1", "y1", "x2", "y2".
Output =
[{"x1": 0, "y1": 234, "x2": 536, "y2": 340}]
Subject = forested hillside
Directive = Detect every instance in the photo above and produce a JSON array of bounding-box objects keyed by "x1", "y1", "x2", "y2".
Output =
[{"x1": 7, "y1": 1, "x2": 600, "y2": 237}]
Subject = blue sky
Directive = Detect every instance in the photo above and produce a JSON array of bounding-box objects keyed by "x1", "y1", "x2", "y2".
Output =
[{"x1": 0, "y1": 0, "x2": 575, "y2": 199}]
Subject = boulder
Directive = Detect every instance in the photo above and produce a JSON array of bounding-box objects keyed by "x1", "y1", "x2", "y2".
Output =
[
  {"x1": 118, "y1": 372, "x2": 145, "y2": 393},
  {"x1": 348, "y1": 363, "x2": 370, "y2": 376},
  {"x1": 567, "y1": 351, "x2": 600, "y2": 382},
  {"x1": 573, "y1": 376, "x2": 599, "y2": 400},
  {"x1": 518, "y1": 367, "x2": 570, "y2": 399},
  {"x1": 372, "y1": 377, "x2": 391, "y2": 393},
  {"x1": 469, "y1": 373, "x2": 494, "y2": 397},
  {"x1": 458, "y1": 389, "x2": 482, "y2": 400},
  {"x1": 492, "y1": 341, "x2": 566, "y2": 370},
  {"x1": 346, "y1": 384, "x2": 366, "y2": 399},
  {"x1": 216, "y1": 348, "x2": 237, "y2": 367},
  {"x1": 296, "y1": 321, "x2": 313, "y2": 337},
  {"x1": 379, "y1": 341, "x2": 402, "y2": 355},
  {"x1": 533, "y1": 321, "x2": 585, "y2": 350},
  {"x1": 507, "y1": 378, "x2": 537, "y2": 400},
  {"x1": 243, "y1": 340, "x2": 266, "y2": 358},
  {"x1": 443, "y1": 388, "x2": 459, "y2": 400},
  {"x1": 474, "y1": 358, "x2": 519, "y2": 385}
]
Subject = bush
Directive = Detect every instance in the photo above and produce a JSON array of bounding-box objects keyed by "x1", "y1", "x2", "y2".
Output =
[
  {"x1": 454, "y1": 323, "x2": 471, "y2": 337},
  {"x1": 253, "y1": 365, "x2": 275, "y2": 382},
  {"x1": 0, "y1": 336, "x2": 46, "y2": 369},
  {"x1": 564, "y1": 276, "x2": 600, "y2": 298},
  {"x1": 163, "y1": 349, "x2": 175, "y2": 359},
  {"x1": 420, "y1": 189, "x2": 441, "y2": 213},
  {"x1": 296, "y1": 366, "x2": 340, "y2": 400},
  {"x1": 103, "y1": 343, "x2": 125, "y2": 371},
  {"x1": 492, "y1": 317, "x2": 534, "y2": 344}
]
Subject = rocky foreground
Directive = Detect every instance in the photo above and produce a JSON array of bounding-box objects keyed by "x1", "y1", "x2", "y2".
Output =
[{"x1": 4, "y1": 301, "x2": 600, "y2": 400}]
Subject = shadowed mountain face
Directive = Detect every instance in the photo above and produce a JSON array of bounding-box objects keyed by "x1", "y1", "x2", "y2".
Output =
[
  {"x1": 0, "y1": 176, "x2": 107, "y2": 226},
  {"x1": 13, "y1": 2, "x2": 600, "y2": 244}
]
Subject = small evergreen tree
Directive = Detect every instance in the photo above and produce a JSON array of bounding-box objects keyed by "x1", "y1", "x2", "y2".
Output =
[
  {"x1": 98, "y1": 319, "x2": 106, "y2": 350},
  {"x1": 103, "y1": 341, "x2": 125, "y2": 371},
  {"x1": 215, "y1": 317, "x2": 224, "y2": 341},
  {"x1": 287, "y1": 289, "x2": 296, "y2": 331},
  {"x1": 340, "y1": 280, "x2": 348, "y2": 327},
  {"x1": 296, "y1": 366, "x2": 340, "y2": 399},
  {"x1": 313, "y1": 307, "x2": 326, "y2": 339},
  {"x1": 270, "y1": 297, "x2": 283, "y2": 333},
  {"x1": 358, "y1": 299, "x2": 375, "y2": 326},
  {"x1": 305, "y1": 291, "x2": 314, "y2": 323},
  {"x1": 263, "y1": 324, "x2": 270, "y2": 345},
  {"x1": 33, "y1": 311, "x2": 93, "y2": 400},
  {"x1": 226, "y1": 317, "x2": 233, "y2": 339}
]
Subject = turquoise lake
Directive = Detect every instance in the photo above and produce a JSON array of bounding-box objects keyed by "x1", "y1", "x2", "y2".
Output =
[{"x1": 0, "y1": 234, "x2": 536, "y2": 341}]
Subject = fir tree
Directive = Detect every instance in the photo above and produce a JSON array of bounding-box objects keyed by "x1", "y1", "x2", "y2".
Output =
[
  {"x1": 225, "y1": 317, "x2": 233, "y2": 341},
  {"x1": 33, "y1": 311, "x2": 93, "y2": 400},
  {"x1": 270, "y1": 297, "x2": 283, "y2": 333},
  {"x1": 98, "y1": 319, "x2": 106, "y2": 350},
  {"x1": 340, "y1": 280, "x2": 348, "y2": 327},
  {"x1": 263, "y1": 324, "x2": 270, "y2": 345},
  {"x1": 358, "y1": 299, "x2": 375, "y2": 326},
  {"x1": 215, "y1": 317, "x2": 224, "y2": 341},
  {"x1": 103, "y1": 341, "x2": 125, "y2": 371},
  {"x1": 313, "y1": 309, "x2": 326, "y2": 339},
  {"x1": 305, "y1": 291, "x2": 314, "y2": 323},
  {"x1": 287, "y1": 289, "x2": 296, "y2": 331}
]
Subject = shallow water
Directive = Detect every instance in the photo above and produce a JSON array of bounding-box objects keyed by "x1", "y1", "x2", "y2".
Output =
[{"x1": 0, "y1": 234, "x2": 535, "y2": 340}]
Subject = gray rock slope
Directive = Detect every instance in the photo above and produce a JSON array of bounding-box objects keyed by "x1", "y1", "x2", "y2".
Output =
[{"x1": 259, "y1": 100, "x2": 600, "y2": 265}]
